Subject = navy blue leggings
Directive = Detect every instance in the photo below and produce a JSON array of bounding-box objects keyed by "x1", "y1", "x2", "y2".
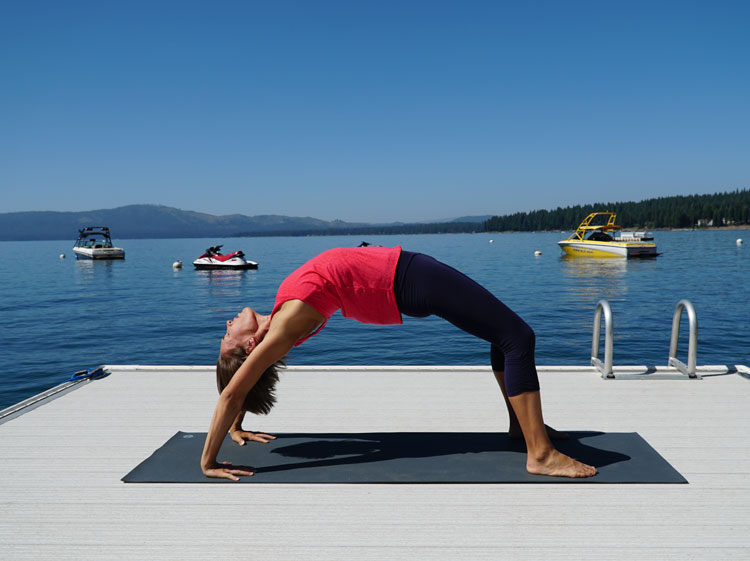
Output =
[{"x1": 393, "y1": 251, "x2": 540, "y2": 396}]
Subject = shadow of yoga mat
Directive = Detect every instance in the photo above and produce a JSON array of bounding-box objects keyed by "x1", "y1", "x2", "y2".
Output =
[{"x1": 122, "y1": 431, "x2": 687, "y2": 484}]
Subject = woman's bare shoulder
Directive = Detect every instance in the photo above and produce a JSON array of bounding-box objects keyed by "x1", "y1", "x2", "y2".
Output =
[{"x1": 271, "y1": 300, "x2": 325, "y2": 335}]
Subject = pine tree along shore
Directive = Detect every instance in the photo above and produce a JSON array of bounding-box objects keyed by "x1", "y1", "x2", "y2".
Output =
[{"x1": 483, "y1": 189, "x2": 750, "y2": 232}]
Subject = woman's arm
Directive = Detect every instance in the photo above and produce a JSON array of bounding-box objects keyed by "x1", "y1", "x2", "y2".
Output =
[
  {"x1": 201, "y1": 300, "x2": 325, "y2": 480},
  {"x1": 230, "y1": 410, "x2": 245, "y2": 433},
  {"x1": 201, "y1": 332, "x2": 295, "y2": 479}
]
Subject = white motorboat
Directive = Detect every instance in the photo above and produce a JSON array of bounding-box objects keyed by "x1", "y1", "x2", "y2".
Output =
[{"x1": 73, "y1": 227, "x2": 125, "y2": 260}]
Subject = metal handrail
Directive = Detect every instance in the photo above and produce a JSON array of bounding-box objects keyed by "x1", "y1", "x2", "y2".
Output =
[
  {"x1": 591, "y1": 299, "x2": 614, "y2": 378},
  {"x1": 668, "y1": 300, "x2": 698, "y2": 378}
]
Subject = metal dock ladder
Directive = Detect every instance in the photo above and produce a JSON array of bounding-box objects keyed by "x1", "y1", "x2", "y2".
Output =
[{"x1": 591, "y1": 299, "x2": 701, "y2": 379}]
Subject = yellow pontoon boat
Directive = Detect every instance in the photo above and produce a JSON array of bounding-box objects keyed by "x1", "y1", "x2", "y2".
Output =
[{"x1": 558, "y1": 212, "x2": 657, "y2": 258}]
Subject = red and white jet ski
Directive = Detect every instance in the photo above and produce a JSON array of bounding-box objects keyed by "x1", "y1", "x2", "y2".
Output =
[{"x1": 192, "y1": 245, "x2": 258, "y2": 270}]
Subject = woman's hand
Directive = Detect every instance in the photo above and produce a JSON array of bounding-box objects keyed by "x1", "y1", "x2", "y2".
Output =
[
  {"x1": 230, "y1": 429, "x2": 276, "y2": 446},
  {"x1": 202, "y1": 461, "x2": 255, "y2": 481}
]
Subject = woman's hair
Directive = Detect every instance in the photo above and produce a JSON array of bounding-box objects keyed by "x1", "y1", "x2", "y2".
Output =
[{"x1": 216, "y1": 347, "x2": 286, "y2": 415}]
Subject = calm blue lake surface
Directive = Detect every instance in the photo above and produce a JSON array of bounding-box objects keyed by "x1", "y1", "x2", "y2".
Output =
[{"x1": 1, "y1": 231, "x2": 747, "y2": 410}]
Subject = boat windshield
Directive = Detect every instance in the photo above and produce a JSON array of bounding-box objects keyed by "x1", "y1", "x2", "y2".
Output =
[
  {"x1": 586, "y1": 231, "x2": 614, "y2": 242},
  {"x1": 79, "y1": 237, "x2": 113, "y2": 248},
  {"x1": 75, "y1": 231, "x2": 114, "y2": 248}
]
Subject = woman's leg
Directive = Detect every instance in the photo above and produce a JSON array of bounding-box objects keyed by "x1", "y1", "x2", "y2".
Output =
[
  {"x1": 396, "y1": 252, "x2": 541, "y2": 396},
  {"x1": 494, "y1": 371, "x2": 568, "y2": 439},
  {"x1": 508, "y1": 390, "x2": 595, "y2": 477},
  {"x1": 395, "y1": 252, "x2": 595, "y2": 478}
]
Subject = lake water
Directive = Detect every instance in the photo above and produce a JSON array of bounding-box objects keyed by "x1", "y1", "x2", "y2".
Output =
[{"x1": 1, "y1": 231, "x2": 747, "y2": 410}]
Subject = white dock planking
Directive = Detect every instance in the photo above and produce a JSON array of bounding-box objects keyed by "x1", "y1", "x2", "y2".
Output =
[{"x1": 1, "y1": 364, "x2": 749, "y2": 561}]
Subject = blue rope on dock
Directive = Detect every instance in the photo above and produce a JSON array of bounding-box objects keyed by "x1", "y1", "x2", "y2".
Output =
[{"x1": 66, "y1": 367, "x2": 108, "y2": 383}]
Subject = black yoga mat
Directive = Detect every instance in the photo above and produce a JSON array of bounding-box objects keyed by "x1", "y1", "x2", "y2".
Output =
[{"x1": 122, "y1": 431, "x2": 687, "y2": 484}]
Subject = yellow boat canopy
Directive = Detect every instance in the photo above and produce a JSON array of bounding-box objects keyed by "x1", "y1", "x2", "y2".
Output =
[{"x1": 566, "y1": 212, "x2": 622, "y2": 241}]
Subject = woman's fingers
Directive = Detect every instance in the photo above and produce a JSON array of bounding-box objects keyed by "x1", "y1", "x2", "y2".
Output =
[
  {"x1": 231, "y1": 430, "x2": 277, "y2": 444},
  {"x1": 209, "y1": 462, "x2": 254, "y2": 480},
  {"x1": 203, "y1": 468, "x2": 239, "y2": 481},
  {"x1": 228, "y1": 468, "x2": 255, "y2": 477}
]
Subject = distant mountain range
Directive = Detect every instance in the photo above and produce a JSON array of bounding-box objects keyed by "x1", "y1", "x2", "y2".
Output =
[{"x1": 0, "y1": 205, "x2": 491, "y2": 241}]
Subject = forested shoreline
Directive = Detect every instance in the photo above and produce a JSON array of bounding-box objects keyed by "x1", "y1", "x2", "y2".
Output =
[
  {"x1": 2, "y1": 190, "x2": 747, "y2": 241},
  {"x1": 483, "y1": 189, "x2": 750, "y2": 232},
  {"x1": 242, "y1": 189, "x2": 750, "y2": 237}
]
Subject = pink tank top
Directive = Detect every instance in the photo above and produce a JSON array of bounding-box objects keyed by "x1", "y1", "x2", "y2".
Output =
[{"x1": 272, "y1": 246, "x2": 403, "y2": 346}]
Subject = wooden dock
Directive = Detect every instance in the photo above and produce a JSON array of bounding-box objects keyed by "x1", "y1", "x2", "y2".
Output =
[{"x1": 1, "y1": 364, "x2": 749, "y2": 560}]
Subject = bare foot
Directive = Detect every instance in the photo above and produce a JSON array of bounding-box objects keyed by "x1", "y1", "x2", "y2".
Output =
[
  {"x1": 526, "y1": 448, "x2": 597, "y2": 478},
  {"x1": 509, "y1": 423, "x2": 569, "y2": 440}
]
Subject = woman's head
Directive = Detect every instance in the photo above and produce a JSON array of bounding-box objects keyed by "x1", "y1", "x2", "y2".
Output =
[
  {"x1": 217, "y1": 306, "x2": 281, "y2": 414},
  {"x1": 221, "y1": 307, "x2": 262, "y2": 356},
  {"x1": 216, "y1": 346, "x2": 285, "y2": 415}
]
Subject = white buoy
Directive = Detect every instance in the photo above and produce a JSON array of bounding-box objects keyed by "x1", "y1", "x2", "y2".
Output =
[
  {"x1": 534, "y1": 250, "x2": 542, "y2": 256},
  {"x1": 737, "y1": 238, "x2": 743, "y2": 245},
  {"x1": 59, "y1": 253, "x2": 66, "y2": 259},
  {"x1": 489, "y1": 239, "x2": 494, "y2": 244},
  {"x1": 172, "y1": 260, "x2": 183, "y2": 269}
]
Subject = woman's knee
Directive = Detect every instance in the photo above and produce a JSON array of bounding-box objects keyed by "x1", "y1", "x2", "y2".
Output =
[{"x1": 508, "y1": 320, "x2": 535, "y2": 355}]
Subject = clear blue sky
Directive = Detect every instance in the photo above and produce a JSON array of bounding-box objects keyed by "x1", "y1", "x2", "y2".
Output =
[{"x1": 2, "y1": 0, "x2": 748, "y2": 223}]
